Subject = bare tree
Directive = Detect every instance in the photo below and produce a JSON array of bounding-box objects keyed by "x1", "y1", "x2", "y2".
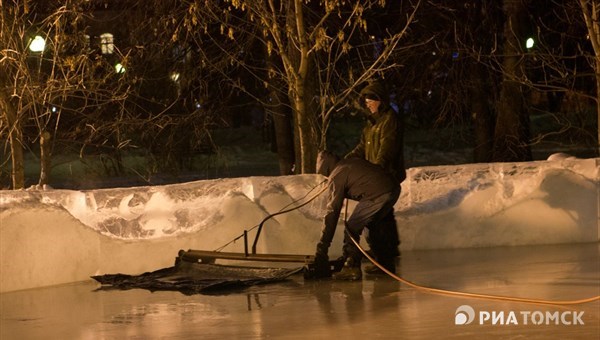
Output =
[
  {"x1": 492, "y1": 0, "x2": 532, "y2": 161},
  {"x1": 579, "y1": 0, "x2": 600, "y2": 154},
  {"x1": 0, "y1": 1, "x2": 139, "y2": 189},
  {"x1": 169, "y1": 0, "x2": 420, "y2": 173},
  {"x1": 438, "y1": 0, "x2": 597, "y2": 162},
  {"x1": 2, "y1": 0, "x2": 233, "y2": 189}
]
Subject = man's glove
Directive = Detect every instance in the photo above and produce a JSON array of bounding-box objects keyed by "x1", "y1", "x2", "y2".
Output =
[{"x1": 304, "y1": 244, "x2": 331, "y2": 279}]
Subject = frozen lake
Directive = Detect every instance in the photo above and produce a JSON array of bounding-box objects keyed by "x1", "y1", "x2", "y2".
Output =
[{"x1": 2, "y1": 243, "x2": 598, "y2": 339}]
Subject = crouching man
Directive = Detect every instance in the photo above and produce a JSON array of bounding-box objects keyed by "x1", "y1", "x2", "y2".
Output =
[{"x1": 313, "y1": 151, "x2": 401, "y2": 280}]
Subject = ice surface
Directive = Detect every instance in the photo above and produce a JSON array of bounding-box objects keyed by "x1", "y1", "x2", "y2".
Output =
[
  {"x1": 1, "y1": 243, "x2": 598, "y2": 339},
  {"x1": 0, "y1": 156, "x2": 598, "y2": 292}
]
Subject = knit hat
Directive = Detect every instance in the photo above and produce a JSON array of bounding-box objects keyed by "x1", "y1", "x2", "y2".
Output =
[
  {"x1": 360, "y1": 81, "x2": 389, "y2": 104},
  {"x1": 364, "y1": 93, "x2": 381, "y2": 101}
]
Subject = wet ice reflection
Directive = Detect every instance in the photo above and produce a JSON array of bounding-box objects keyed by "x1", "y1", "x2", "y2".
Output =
[{"x1": 2, "y1": 243, "x2": 598, "y2": 339}]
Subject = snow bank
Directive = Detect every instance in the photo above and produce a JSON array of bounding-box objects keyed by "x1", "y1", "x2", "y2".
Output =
[
  {"x1": 398, "y1": 157, "x2": 598, "y2": 249},
  {"x1": 1, "y1": 157, "x2": 598, "y2": 292}
]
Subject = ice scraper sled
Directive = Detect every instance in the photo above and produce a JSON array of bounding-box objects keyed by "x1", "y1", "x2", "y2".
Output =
[
  {"x1": 177, "y1": 222, "x2": 343, "y2": 279},
  {"x1": 93, "y1": 245, "x2": 339, "y2": 295},
  {"x1": 177, "y1": 249, "x2": 315, "y2": 265},
  {"x1": 177, "y1": 247, "x2": 343, "y2": 280}
]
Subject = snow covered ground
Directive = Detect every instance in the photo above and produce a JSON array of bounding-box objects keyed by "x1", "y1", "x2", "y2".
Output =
[{"x1": 0, "y1": 155, "x2": 598, "y2": 292}]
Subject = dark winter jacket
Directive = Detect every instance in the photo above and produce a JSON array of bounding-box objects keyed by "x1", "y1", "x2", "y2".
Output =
[
  {"x1": 346, "y1": 81, "x2": 406, "y2": 182},
  {"x1": 317, "y1": 151, "x2": 399, "y2": 246}
]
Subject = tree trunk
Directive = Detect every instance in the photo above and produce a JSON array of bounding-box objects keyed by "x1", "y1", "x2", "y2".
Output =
[
  {"x1": 287, "y1": 0, "x2": 318, "y2": 173},
  {"x1": 0, "y1": 88, "x2": 25, "y2": 189},
  {"x1": 579, "y1": 0, "x2": 600, "y2": 156},
  {"x1": 291, "y1": 86, "x2": 318, "y2": 173},
  {"x1": 269, "y1": 88, "x2": 295, "y2": 175},
  {"x1": 259, "y1": 9, "x2": 296, "y2": 176},
  {"x1": 492, "y1": 0, "x2": 532, "y2": 162},
  {"x1": 39, "y1": 130, "x2": 52, "y2": 186},
  {"x1": 8, "y1": 122, "x2": 24, "y2": 189},
  {"x1": 470, "y1": 61, "x2": 494, "y2": 162},
  {"x1": 597, "y1": 72, "x2": 600, "y2": 156}
]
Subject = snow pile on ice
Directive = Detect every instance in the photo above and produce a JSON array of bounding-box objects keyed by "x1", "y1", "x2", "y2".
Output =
[
  {"x1": 0, "y1": 156, "x2": 598, "y2": 292},
  {"x1": 398, "y1": 157, "x2": 598, "y2": 249},
  {"x1": 1, "y1": 156, "x2": 598, "y2": 248},
  {"x1": 1, "y1": 175, "x2": 327, "y2": 241}
]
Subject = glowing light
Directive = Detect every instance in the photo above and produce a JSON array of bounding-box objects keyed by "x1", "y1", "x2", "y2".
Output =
[
  {"x1": 29, "y1": 36, "x2": 46, "y2": 53},
  {"x1": 115, "y1": 63, "x2": 126, "y2": 74},
  {"x1": 170, "y1": 72, "x2": 180, "y2": 82},
  {"x1": 526, "y1": 37, "x2": 535, "y2": 49}
]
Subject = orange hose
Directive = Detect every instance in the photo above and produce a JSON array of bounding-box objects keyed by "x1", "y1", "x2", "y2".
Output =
[{"x1": 350, "y1": 235, "x2": 600, "y2": 306}]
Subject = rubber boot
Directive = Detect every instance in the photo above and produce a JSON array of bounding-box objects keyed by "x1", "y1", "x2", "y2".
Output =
[{"x1": 332, "y1": 257, "x2": 362, "y2": 281}]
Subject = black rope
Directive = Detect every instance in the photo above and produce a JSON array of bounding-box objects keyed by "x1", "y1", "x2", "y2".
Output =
[{"x1": 214, "y1": 179, "x2": 328, "y2": 252}]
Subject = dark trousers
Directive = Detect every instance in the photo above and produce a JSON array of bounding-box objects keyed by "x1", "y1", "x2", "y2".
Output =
[{"x1": 342, "y1": 187, "x2": 400, "y2": 264}]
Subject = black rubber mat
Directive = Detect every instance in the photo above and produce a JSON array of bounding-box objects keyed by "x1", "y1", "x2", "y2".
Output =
[{"x1": 92, "y1": 261, "x2": 303, "y2": 295}]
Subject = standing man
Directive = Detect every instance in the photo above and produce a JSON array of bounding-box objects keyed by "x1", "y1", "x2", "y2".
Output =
[
  {"x1": 346, "y1": 80, "x2": 406, "y2": 183},
  {"x1": 313, "y1": 151, "x2": 400, "y2": 281},
  {"x1": 344, "y1": 80, "x2": 405, "y2": 277}
]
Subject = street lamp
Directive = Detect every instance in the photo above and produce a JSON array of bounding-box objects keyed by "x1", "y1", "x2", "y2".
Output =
[
  {"x1": 29, "y1": 35, "x2": 46, "y2": 74},
  {"x1": 29, "y1": 35, "x2": 46, "y2": 53},
  {"x1": 526, "y1": 37, "x2": 535, "y2": 49}
]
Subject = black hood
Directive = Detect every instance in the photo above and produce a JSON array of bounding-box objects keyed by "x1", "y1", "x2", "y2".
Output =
[{"x1": 316, "y1": 151, "x2": 340, "y2": 177}]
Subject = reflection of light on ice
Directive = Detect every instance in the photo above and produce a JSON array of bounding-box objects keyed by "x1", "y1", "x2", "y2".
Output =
[{"x1": 84, "y1": 301, "x2": 230, "y2": 338}]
